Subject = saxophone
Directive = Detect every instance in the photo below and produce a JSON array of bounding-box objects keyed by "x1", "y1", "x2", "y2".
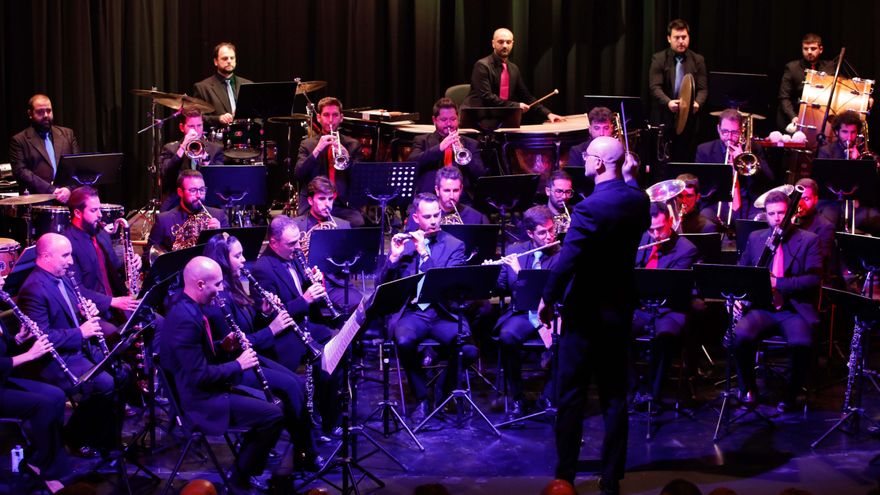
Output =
[
  {"x1": 553, "y1": 202, "x2": 571, "y2": 236},
  {"x1": 171, "y1": 202, "x2": 214, "y2": 251},
  {"x1": 66, "y1": 270, "x2": 110, "y2": 358},
  {"x1": 102, "y1": 218, "x2": 141, "y2": 296}
]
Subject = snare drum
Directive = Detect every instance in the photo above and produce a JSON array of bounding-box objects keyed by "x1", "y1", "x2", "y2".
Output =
[
  {"x1": 31, "y1": 205, "x2": 71, "y2": 238},
  {"x1": 224, "y1": 120, "x2": 263, "y2": 160},
  {"x1": 100, "y1": 203, "x2": 125, "y2": 224},
  {"x1": 499, "y1": 115, "x2": 589, "y2": 175},
  {"x1": 798, "y1": 70, "x2": 874, "y2": 144},
  {"x1": 0, "y1": 238, "x2": 21, "y2": 276}
]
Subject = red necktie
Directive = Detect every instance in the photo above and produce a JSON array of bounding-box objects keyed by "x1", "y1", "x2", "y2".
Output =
[
  {"x1": 645, "y1": 245, "x2": 659, "y2": 269},
  {"x1": 92, "y1": 237, "x2": 113, "y2": 295},
  {"x1": 202, "y1": 315, "x2": 215, "y2": 355},
  {"x1": 731, "y1": 168, "x2": 742, "y2": 212},
  {"x1": 443, "y1": 146, "x2": 453, "y2": 166},
  {"x1": 771, "y1": 246, "x2": 785, "y2": 278},
  {"x1": 326, "y1": 147, "x2": 336, "y2": 185},
  {"x1": 499, "y1": 62, "x2": 510, "y2": 100}
]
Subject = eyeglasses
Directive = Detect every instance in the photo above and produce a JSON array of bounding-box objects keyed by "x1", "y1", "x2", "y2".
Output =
[
  {"x1": 582, "y1": 153, "x2": 605, "y2": 164},
  {"x1": 185, "y1": 187, "x2": 207, "y2": 194},
  {"x1": 551, "y1": 189, "x2": 574, "y2": 197},
  {"x1": 719, "y1": 129, "x2": 741, "y2": 137},
  {"x1": 532, "y1": 228, "x2": 555, "y2": 237}
]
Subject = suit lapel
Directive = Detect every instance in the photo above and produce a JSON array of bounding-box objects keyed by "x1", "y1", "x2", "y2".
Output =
[
  {"x1": 211, "y1": 78, "x2": 231, "y2": 114},
  {"x1": 41, "y1": 271, "x2": 78, "y2": 326},
  {"x1": 26, "y1": 128, "x2": 52, "y2": 167}
]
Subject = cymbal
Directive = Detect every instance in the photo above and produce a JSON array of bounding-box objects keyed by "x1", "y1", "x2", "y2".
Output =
[
  {"x1": 709, "y1": 109, "x2": 766, "y2": 120},
  {"x1": 153, "y1": 94, "x2": 215, "y2": 114},
  {"x1": 295, "y1": 81, "x2": 327, "y2": 94},
  {"x1": 676, "y1": 73, "x2": 695, "y2": 135},
  {"x1": 0, "y1": 194, "x2": 56, "y2": 206},
  {"x1": 267, "y1": 114, "x2": 310, "y2": 125},
  {"x1": 130, "y1": 88, "x2": 182, "y2": 100}
]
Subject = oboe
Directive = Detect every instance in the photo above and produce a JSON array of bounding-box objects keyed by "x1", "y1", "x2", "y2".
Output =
[
  {"x1": 240, "y1": 267, "x2": 323, "y2": 361},
  {"x1": 66, "y1": 270, "x2": 110, "y2": 358},
  {"x1": 292, "y1": 248, "x2": 344, "y2": 321},
  {"x1": 215, "y1": 296, "x2": 281, "y2": 406},
  {"x1": 0, "y1": 291, "x2": 80, "y2": 386}
]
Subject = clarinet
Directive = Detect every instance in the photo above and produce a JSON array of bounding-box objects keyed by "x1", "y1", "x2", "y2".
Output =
[
  {"x1": 292, "y1": 248, "x2": 344, "y2": 321},
  {"x1": 0, "y1": 291, "x2": 80, "y2": 386},
  {"x1": 66, "y1": 270, "x2": 110, "y2": 358},
  {"x1": 215, "y1": 296, "x2": 281, "y2": 406},
  {"x1": 842, "y1": 317, "x2": 866, "y2": 413},
  {"x1": 240, "y1": 267, "x2": 323, "y2": 362}
]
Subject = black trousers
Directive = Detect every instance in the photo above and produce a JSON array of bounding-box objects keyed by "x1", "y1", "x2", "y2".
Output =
[
  {"x1": 228, "y1": 392, "x2": 284, "y2": 477},
  {"x1": 554, "y1": 310, "x2": 631, "y2": 485},
  {"x1": 632, "y1": 308, "x2": 686, "y2": 400},
  {"x1": 497, "y1": 313, "x2": 554, "y2": 402}
]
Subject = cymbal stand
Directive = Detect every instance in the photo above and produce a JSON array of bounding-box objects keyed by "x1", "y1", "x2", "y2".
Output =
[{"x1": 132, "y1": 93, "x2": 179, "y2": 239}]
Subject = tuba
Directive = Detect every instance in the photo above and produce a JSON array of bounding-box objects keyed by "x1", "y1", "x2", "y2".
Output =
[
  {"x1": 171, "y1": 202, "x2": 214, "y2": 251},
  {"x1": 646, "y1": 179, "x2": 686, "y2": 232}
]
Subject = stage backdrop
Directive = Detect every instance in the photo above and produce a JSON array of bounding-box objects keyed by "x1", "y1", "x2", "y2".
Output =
[{"x1": 2, "y1": 0, "x2": 878, "y2": 208}]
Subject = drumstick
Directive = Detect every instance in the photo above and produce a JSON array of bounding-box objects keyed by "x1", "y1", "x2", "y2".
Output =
[{"x1": 527, "y1": 89, "x2": 559, "y2": 110}]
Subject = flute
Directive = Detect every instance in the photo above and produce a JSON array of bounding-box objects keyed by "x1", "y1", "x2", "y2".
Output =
[
  {"x1": 482, "y1": 240, "x2": 562, "y2": 265},
  {"x1": 636, "y1": 238, "x2": 670, "y2": 250}
]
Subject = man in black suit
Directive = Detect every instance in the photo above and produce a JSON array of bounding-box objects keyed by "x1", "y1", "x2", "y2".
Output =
[
  {"x1": 538, "y1": 136, "x2": 650, "y2": 494},
  {"x1": 695, "y1": 109, "x2": 774, "y2": 221},
  {"x1": 632, "y1": 202, "x2": 700, "y2": 404},
  {"x1": 674, "y1": 173, "x2": 723, "y2": 234},
  {"x1": 464, "y1": 28, "x2": 563, "y2": 124},
  {"x1": 192, "y1": 42, "x2": 255, "y2": 129},
  {"x1": 159, "y1": 108, "x2": 225, "y2": 211},
  {"x1": 146, "y1": 169, "x2": 229, "y2": 256},
  {"x1": 404, "y1": 167, "x2": 488, "y2": 230},
  {"x1": 407, "y1": 97, "x2": 486, "y2": 196},
  {"x1": 567, "y1": 106, "x2": 615, "y2": 168},
  {"x1": 9, "y1": 94, "x2": 79, "y2": 202},
  {"x1": 543, "y1": 170, "x2": 574, "y2": 238},
  {"x1": 379, "y1": 193, "x2": 475, "y2": 423},
  {"x1": 294, "y1": 97, "x2": 363, "y2": 227},
  {"x1": 495, "y1": 206, "x2": 560, "y2": 420},
  {"x1": 777, "y1": 33, "x2": 836, "y2": 131},
  {"x1": 160, "y1": 256, "x2": 283, "y2": 491},
  {"x1": 17, "y1": 233, "x2": 123, "y2": 455},
  {"x1": 648, "y1": 19, "x2": 708, "y2": 162},
  {"x1": 735, "y1": 191, "x2": 822, "y2": 413}
]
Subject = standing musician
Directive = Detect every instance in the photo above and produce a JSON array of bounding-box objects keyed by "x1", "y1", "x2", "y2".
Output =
[
  {"x1": 294, "y1": 97, "x2": 364, "y2": 227},
  {"x1": 159, "y1": 257, "x2": 283, "y2": 490},
  {"x1": 817, "y1": 110, "x2": 866, "y2": 160},
  {"x1": 63, "y1": 186, "x2": 140, "y2": 320},
  {"x1": 494, "y1": 206, "x2": 560, "y2": 421},
  {"x1": 404, "y1": 167, "x2": 489, "y2": 231},
  {"x1": 696, "y1": 109, "x2": 773, "y2": 222},
  {"x1": 632, "y1": 202, "x2": 700, "y2": 406},
  {"x1": 567, "y1": 107, "x2": 615, "y2": 167},
  {"x1": 17, "y1": 233, "x2": 128, "y2": 457},
  {"x1": 675, "y1": 174, "x2": 723, "y2": 234},
  {"x1": 159, "y1": 108, "x2": 225, "y2": 211},
  {"x1": 192, "y1": 42, "x2": 254, "y2": 129},
  {"x1": 735, "y1": 191, "x2": 822, "y2": 413},
  {"x1": 379, "y1": 193, "x2": 476, "y2": 424},
  {"x1": 778, "y1": 33, "x2": 836, "y2": 132},
  {"x1": 146, "y1": 169, "x2": 228, "y2": 256},
  {"x1": 201, "y1": 234, "x2": 322, "y2": 472},
  {"x1": 648, "y1": 19, "x2": 708, "y2": 162},
  {"x1": 9, "y1": 94, "x2": 79, "y2": 203},
  {"x1": 408, "y1": 97, "x2": 486, "y2": 196},
  {"x1": 0, "y1": 276, "x2": 71, "y2": 493},
  {"x1": 538, "y1": 136, "x2": 650, "y2": 494},
  {"x1": 544, "y1": 170, "x2": 574, "y2": 237},
  {"x1": 464, "y1": 28, "x2": 564, "y2": 124},
  {"x1": 250, "y1": 215, "x2": 342, "y2": 440}
]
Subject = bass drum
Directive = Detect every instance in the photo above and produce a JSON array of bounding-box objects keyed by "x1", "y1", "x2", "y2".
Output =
[
  {"x1": 100, "y1": 203, "x2": 125, "y2": 224},
  {"x1": 499, "y1": 115, "x2": 589, "y2": 175},
  {"x1": 223, "y1": 119, "x2": 263, "y2": 161},
  {"x1": 31, "y1": 205, "x2": 71, "y2": 238},
  {"x1": 0, "y1": 238, "x2": 21, "y2": 276},
  {"x1": 797, "y1": 70, "x2": 874, "y2": 144}
]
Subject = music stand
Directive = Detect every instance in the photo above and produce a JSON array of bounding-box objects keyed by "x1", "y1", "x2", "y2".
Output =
[
  {"x1": 139, "y1": 243, "x2": 205, "y2": 299},
  {"x1": 693, "y1": 263, "x2": 774, "y2": 442},
  {"x1": 707, "y1": 72, "x2": 770, "y2": 116},
  {"x1": 582, "y1": 95, "x2": 644, "y2": 127},
  {"x1": 734, "y1": 220, "x2": 767, "y2": 257},
  {"x1": 836, "y1": 233, "x2": 880, "y2": 298},
  {"x1": 348, "y1": 161, "x2": 417, "y2": 255},
  {"x1": 56, "y1": 152, "x2": 124, "y2": 188},
  {"x1": 562, "y1": 166, "x2": 595, "y2": 202},
  {"x1": 474, "y1": 174, "x2": 540, "y2": 255},
  {"x1": 197, "y1": 226, "x2": 267, "y2": 261},
  {"x1": 2, "y1": 246, "x2": 37, "y2": 296},
  {"x1": 413, "y1": 264, "x2": 503, "y2": 436},
  {"x1": 811, "y1": 287, "x2": 880, "y2": 448},
  {"x1": 459, "y1": 106, "x2": 522, "y2": 133},
  {"x1": 308, "y1": 227, "x2": 382, "y2": 310},
  {"x1": 665, "y1": 163, "x2": 734, "y2": 205},
  {"x1": 234, "y1": 82, "x2": 298, "y2": 120},
  {"x1": 812, "y1": 159, "x2": 879, "y2": 232},
  {"x1": 440, "y1": 224, "x2": 500, "y2": 264},
  {"x1": 680, "y1": 233, "x2": 723, "y2": 264}
]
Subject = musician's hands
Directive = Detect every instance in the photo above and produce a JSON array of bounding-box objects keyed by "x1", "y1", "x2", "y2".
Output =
[
  {"x1": 220, "y1": 332, "x2": 241, "y2": 353},
  {"x1": 727, "y1": 143, "x2": 743, "y2": 161},
  {"x1": 79, "y1": 318, "x2": 102, "y2": 339},
  {"x1": 131, "y1": 254, "x2": 143, "y2": 272},
  {"x1": 111, "y1": 296, "x2": 139, "y2": 312},
  {"x1": 309, "y1": 267, "x2": 325, "y2": 285},
  {"x1": 261, "y1": 292, "x2": 283, "y2": 314},
  {"x1": 623, "y1": 152, "x2": 639, "y2": 183},
  {"x1": 207, "y1": 218, "x2": 222, "y2": 229},
  {"x1": 235, "y1": 347, "x2": 259, "y2": 371},
  {"x1": 547, "y1": 113, "x2": 565, "y2": 123},
  {"x1": 219, "y1": 113, "x2": 234, "y2": 125},
  {"x1": 269, "y1": 309, "x2": 293, "y2": 335},
  {"x1": 178, "y1": 129, "x2": 201, "y2": 157},
  {"x1": 667, "y1": 99, "x2": 681, "y2": 113},
  {"x1": 389, "y1": 234, "x2": 407, "y2": 262},
  {"x1": 439, "y1": 132, "x2": 458, "y2": 152},
  {"x1": 313, "y1": 134, "x2": 337, "y2": 156},
  {"x1": 303, "y1": 283, "x2": 327, "y2": 304},
  {"x1": 537, "y1": 298, "x2": 552, "y2": 327},
  {"x1": 410, "y1": 230, "x2": 429, "y2": 257},
  {"x1": 518, "y1": 102, "x2": 530, "y2": 111},
  {"x1": 53, "y1": 187, "x2": 71, "y2": 204},
  {"x1": 81, "y1": 299, "x2": 99, "y2": 318},
  {"x1": 692, "y1": 101, "x2": 700, "y2": 113},
  {"x1": 499, "y1": 254, "x2": 521, "y2": 274},
  {"x1": 23, "y1": 334, "x2": 54, "y2": 362}
]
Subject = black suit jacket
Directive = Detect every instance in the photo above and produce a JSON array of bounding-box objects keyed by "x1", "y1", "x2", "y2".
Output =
[
  {"x1": 543, "y1": 179, "x2": 650, "y2": 326},
  {"x1": 777, "y1": 59, "x2": 835, "y2": 129},
  {"x1": 63, "y1": 225, "x2": 126, "y2": 309},
  {"x1": 192, "y1": 74, "x2": 255, "y2": 128},
  {"x1": 648, "y1": 49, "x2": 708, "y2": 126},
  {"x1": 634, "y1": 232, "x2": 700, "y2": 269},
  {"x1": 146, "y1": 204, "x2": 229, "y2": 254},
  {"x1": 9, "y1": 125, "x2": 80, "y2": 194},
  {"x1": 294, "y1": 135, "x2": 362, "y2": 210},
  {"x1": 797, "y1": 210, "x2": 838, "y2": 282},
  {"x1": 160, "y1": 293, "x2": 243, "y2": 435},
  {"x1": 251, "y1": 248, "x2": 316, "y2": 320},
  {"x1": 739, "y1": 228, "x2": 822, "y2": 326},
  {"x1": 463, "y1": 53, "x2": 551, "y2": 120},
  {"x1": 679, "y1": 210, "x2": 723, "y2": 234},
  {"x1": 407, "y1": 131, "x2": 486, "y2": 194},
  {"x1": 495, "y1": 242, "x2": 560, "y2": 329},
  {"x1": 694, "y1": 139, "x2": 774, "y2": 218},
  {"x1": 403, "y1": 203, "x2": 488, "y2": 231},
  {"x1": 815, "y1": 140, "x2": 867, "y2": 160},
  {"x1": 159, "y1": 141, "x2": 226, "y2": 195}
]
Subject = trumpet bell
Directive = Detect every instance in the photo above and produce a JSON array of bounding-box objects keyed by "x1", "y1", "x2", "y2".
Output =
[
  {"x1": 754, "y1": 184, "x2": 795, "y2": 209},
  {"x1": 646, "y1": 179, "x2": 686, "y2": 203}
]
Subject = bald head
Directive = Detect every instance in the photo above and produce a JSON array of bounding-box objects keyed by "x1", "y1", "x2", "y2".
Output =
[
  {"x1": 183, "y1": 256, "x2": 224, "y2": 305},
  {"x1": 584, "y1": 136, "x2": 624, "y2": 183},
  {"x1": 492, "y1": 28, "x2": 515, "y2": 59},
  {"x1": 35, "y1": 233, "x2": 73, "y2": 277}
]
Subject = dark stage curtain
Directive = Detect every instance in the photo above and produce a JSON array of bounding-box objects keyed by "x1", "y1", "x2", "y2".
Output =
[{"x1": 2, "y1": 0, "x2": 878, "y2": 209}]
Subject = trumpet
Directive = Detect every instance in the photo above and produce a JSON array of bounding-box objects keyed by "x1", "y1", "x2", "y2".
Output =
[
  {"x1": 66, "y1": 270, "x2": 110, "y2": 358},
  {"x1": 330, "y1": 127, "x2": 350, "y2": 171},
  {"x1": 185, "y1": 138, "x2": 208, "y2": 161},
  {"x1": 450, "y1": 131, "x2": 472, "y2": 165}
]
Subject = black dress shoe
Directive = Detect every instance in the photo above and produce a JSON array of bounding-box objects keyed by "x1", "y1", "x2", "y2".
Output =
[
  {"x1": 293, "y1": 452, "x2": 325, "y2": 472},
  {"x1": 410, "y1": 399, "x2": 429, "y2": 424}
]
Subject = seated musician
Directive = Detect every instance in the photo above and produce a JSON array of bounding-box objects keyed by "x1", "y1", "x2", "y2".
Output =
[
  {"x1": 201, "y1": 234, "x2": 322, "y2": 472},
  {"x1": 160, "y1": 257, "x2": 283, "y2": 490},
  {"x1": 294, "y1": 97, "x2": 364, "y2": 227},
  {"x1": 251, "y1": 215, "x2": 342, "y2": 440},
  {"x1": 379, "y1": 193, "x2": 477, "y2": 424},
  {"x1": 494, "y1": 206, "x2": 560, "y2": 421},
  {"x1": 63, "y1": 186, "x2": 140, "y2": 321},
  {"x1": 544, "y1": 170, "x2": 574, "y2": 237},
  {"x1": 159, "y1": 108, "x2": 225, "y2": 211},
  {"x1": 293, "y1": 176, "x2": 362, "y2": 311},
  {"x1": 695, "y1": 108, "x2": 774, "y2": 221},
  {"x1": 407, "y1": 97, "x2": 486, "y2": 197},
  {"x1": 567, "y1": 106, "x2": 614, "y2": 167},
  {"x1": 404, "y1": 167, "x2": 489, "y2": 230},
  {"x1": 675, "y1": 173, "x2": 723, "y2": 234},
  {"x1": 146, "y1": 169, "x2": 228, "y2": 256},
  {"x1": 0, "y1": 275, "x2": 71, "y2": 493},
  {"x1": 817, "y1": 111, "x2": 865, "y2": 160},
  {"x1": 632, "y1": 202, "x2": 700, "y2": 406},
  {"x1": 734, "y1": 191, "x2": 822, "y2": 412},
  {"x1": 17, "y1": 233, "x2": 128, "y2": 457},
  {"x1": 794, "y1": 178, "x2": 840, "y2": 286}
]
